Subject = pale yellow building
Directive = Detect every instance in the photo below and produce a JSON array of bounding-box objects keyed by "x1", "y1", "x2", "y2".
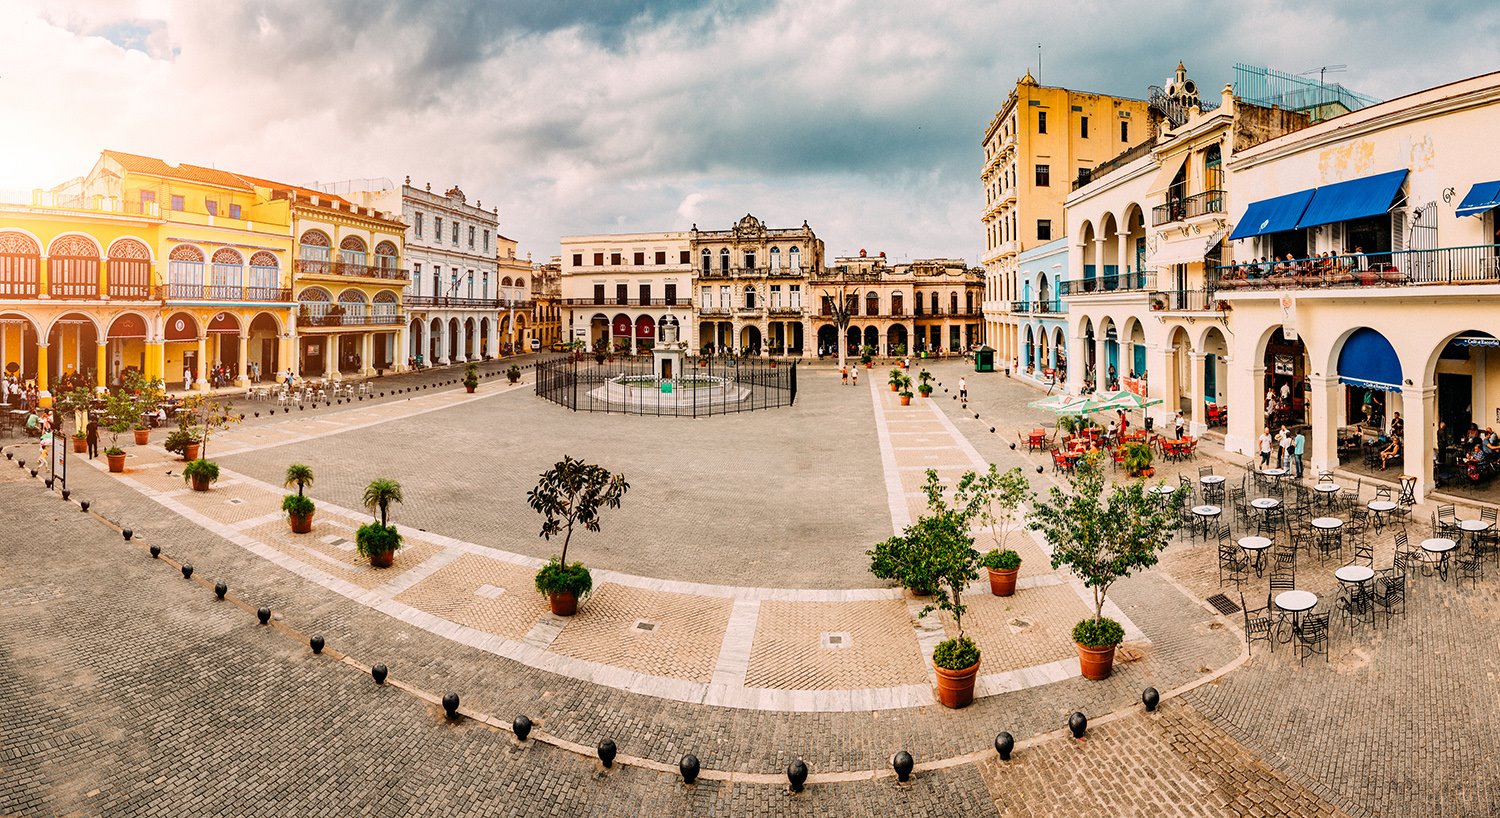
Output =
[{"x1": 691, "y1": 214, "x2": 821, "y2": 356}]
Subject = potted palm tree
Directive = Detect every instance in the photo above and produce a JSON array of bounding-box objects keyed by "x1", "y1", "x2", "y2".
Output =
[
  {"x1": 357, "y1": 478, "x2": 404, "y2": 567},
  {"x1": 1028, "y1": 457, "x2": 1183, "y2": 680},
  {"x1": 917, "y1": 369, "x2": 934, "y2": 398},
  {"x1": 869, "y1": 470, "x2": 982, "y2": 707},
  {"x1": 1122, "y1": 440, "x2": 1154, "y2": 478},
  {"x1": 463, "y1": 362, "x2": 479, "y2": 393},
  {"x1": 888, "y1": 368, "x2": 904, "y2": 393},
  {"x1": 282, "y1": 463, "x2": 315, "y2": 533},
  {"x1": 860, "y1": 345, "x2": 874, "y2": 368},
  {"x1": 182, "y1": 458, "x2": 219, "y2": 492},
  {"x1": 527, "y1": 456, "x2": 630, "y2": 616}
]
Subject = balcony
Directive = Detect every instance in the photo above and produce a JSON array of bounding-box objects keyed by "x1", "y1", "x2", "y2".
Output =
[
  {"x1": 1010, "y1": 300, "x2": 1065, "y2": 315},
  {"x1": 561, "y1": 297, "x2": 694, "y2": 308},
  {"x1": 1210, "y1": 245, "x2": 1500, "y2": 293},
  {"x1": 1152, "y1": 190, "x2": 1226, "y2": 226},
  {"x1": 406, "y1": 295, "x2": 500, "y2": 309},
  {"x1": 297, "y1": 310, "x2": 403, "y2": 328},
  {"x1": 1148, "y1": 289, "x2": 1222, "y2": 312},
  {"x1": 768, "y1": 305, "x2": 803, "y2": 316},
  {"x1": 1059, "y1": 271, "x2": 1155, "y2": 296},
  {"x1": 294, "y1": 259, "x2": 410, "y2": 281},
  {"x1": 698, "y1": 305, "x2": 730, "y2": 316},
  {"x1": 166, "y1": 284, "x2": 292, "y2": 302}
]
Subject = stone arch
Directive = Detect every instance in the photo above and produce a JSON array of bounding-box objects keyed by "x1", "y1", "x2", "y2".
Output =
[
  {"x1": 298, "y1": 287, "x2": 331, "y2": 302},
  {"x1": 47, "y1": 233, "x2": 102, "y2": 259},
  {"x1": 106, "y1": 236, "x2": 152, "y2": 261},
  {"x1": 47, "y1": 234, "x2": 102, "y2": 297},
  {"x1": 515, "y1": 277, "x2": 525, "y2": 289},
  {"x1": 502, "y1": 276, "x2": 513, "y2": 287},
  {"x1": 249, "y1": 251, "x2": 278, "y2": 269},
  {"x1": 164, "y1": 311, "x2": 200, "y2": 341},
  {"x1": 374, "y1": 240, "x2": 397, "y2": 257},
  {"x1": 300, "y1": 230, "x2": 330, "y2": 247}
]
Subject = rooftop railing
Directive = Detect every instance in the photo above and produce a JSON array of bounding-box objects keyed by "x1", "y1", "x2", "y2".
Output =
[{"x1": 1210, "y1": 245, "x2": 1500, "y2": 291}]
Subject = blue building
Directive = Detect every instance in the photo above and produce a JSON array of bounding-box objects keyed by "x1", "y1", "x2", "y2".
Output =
[{"x1": 1014, "y1": 237, "x2": 1069, "y2": 386}]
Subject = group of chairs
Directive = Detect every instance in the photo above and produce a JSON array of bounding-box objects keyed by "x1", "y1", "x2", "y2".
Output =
[{"x1": 247, "y1": 381, "x2": 372, "y2": 407}]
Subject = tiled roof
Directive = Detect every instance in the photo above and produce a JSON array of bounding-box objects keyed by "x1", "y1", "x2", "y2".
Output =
[
  {"x1": 236, "y1": 174, "x2": 355, "y2": 208},
  {"x1": 101, "y1": 150, "x2": 255, "y2": 190}
]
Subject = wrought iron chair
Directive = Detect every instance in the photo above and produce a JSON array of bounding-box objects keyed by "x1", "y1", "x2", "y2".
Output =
[
  {"x1": 1240, "y1": 591, "x2": 1276, "y2": 653},
  {"x1": 1297, "y1": 610, "x2": 1331, "y2": 664}
]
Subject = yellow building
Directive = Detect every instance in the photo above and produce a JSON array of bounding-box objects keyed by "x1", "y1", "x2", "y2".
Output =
[
  {"x1": 530, "y1": 258, "x2": 562, "y2": 349},
  {"x1": 242, "y1": 177, "x2": 407, "y2": 378},
  {"x1": 496, "y1": 234, "x2": 533, "y2": 354},
  {"x1": 980, "y1": 72, "x2": 1149, "y2": 368},
  {"x1": 0, "y1": 150, "x2": 298, "y2": 402}
]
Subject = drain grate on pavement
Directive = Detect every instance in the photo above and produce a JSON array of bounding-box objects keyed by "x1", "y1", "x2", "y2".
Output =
[
  {"x1": 631, "y1": 619, "x2": 658, "y2": 633},
  {"x1": 1205, "y1": 593, "x2": 1240, "y2": 615}
]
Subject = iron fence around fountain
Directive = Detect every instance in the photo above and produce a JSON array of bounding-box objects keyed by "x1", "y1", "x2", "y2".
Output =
[{"x1": 533, "y1": 355, "x2": 797, "y2": 416}]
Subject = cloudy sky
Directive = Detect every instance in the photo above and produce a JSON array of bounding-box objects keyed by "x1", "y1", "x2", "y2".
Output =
[{"x1": 2, "y1": 0, "x2": 1496, "y2": 262}]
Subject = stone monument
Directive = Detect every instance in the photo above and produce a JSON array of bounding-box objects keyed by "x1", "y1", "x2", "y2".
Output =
[{"x1": 653, "y1": 314, "x2": 685, "y2": 385}]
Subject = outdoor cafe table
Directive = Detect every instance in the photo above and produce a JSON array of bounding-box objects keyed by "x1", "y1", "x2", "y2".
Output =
[
  {"x1": 1335, "y1": 564, "x2": 1376, "y2": 624},
  {"x1": 1192, "y1": 504, "x2": 1221, "y2": 539},
  {"x1": 1312, "y1": 517, "x2": 1343, "y2": 531},
  {"x1": 1421, "y1": 537, "x2": 1457, "y2": 579},
  {"x1": 1275, "y1": 589, "x2": 1319, "y2": 639},
  {"x1": 1251, "y1": 498, "x2": 1282, "y2": 511},
  {"x1": 1313, "y1": 482, "x2": 1341, "y2": 506},
  {"x1": 1260, "y1": 467, "x2": 1287, "y2": 479},
  {"x1": 1367, "y1": 499, "x2": 1397, "y2": 529},
  {"x1": 1238, "y1": 535, "x2": 1272, "y2": 576}
]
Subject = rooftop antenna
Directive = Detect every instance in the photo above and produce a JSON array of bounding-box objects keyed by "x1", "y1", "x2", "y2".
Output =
[
  {"x1": 1037, "y1": 43, "x2": 1042, "y2": 83},
  {"x1": 1299, "y1": 64, "x2": 1346, "y2": 111}
]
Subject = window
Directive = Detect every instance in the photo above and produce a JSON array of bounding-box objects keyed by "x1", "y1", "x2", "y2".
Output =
[
  {"x1": 412, "y1": 263, "x2": 422, "y2": 293},
  {"x1": 700, "y1": 286, "x2": 711, "y2": 309},
  {"x1": 743, "y1": 286, "x2": 756, "y2": 309},
  {"x1": 170, "y1": 195, "x2": 184, "y2": 211},
  {"x1": 616, "y1": 283, "x2": 628, "y2": 303},
  {"x1": 435, "y1": 217, "x2": 443, "y2": 241},
  {"x1": 679, "y1": 250, "x2": 690, "y2": 264},
  {"x1": 639, "y1": 284, "x2": 651, "y2": 303},
  {"x1": 451, "y1": 221, "x2": 459, "y2": 245},
  {"x1": 1037, "y1": 219, "x2": 1052, "y2": 241},
  {"x1": 593, "y1": 284, "x2": 605, "y2": 304},
  {"x1": 467, "y1": 270, "x2": 474, "y2": 297},
  {"x1": 719, "y1": 248, "x2": 729, "y2": 273},
  {"x1": 655, "y1": 250, "x2": 666, "y2": 265},
  {"x1": 633, "y1": 251, "x2": 645, "y2": 265},
  {"x1": 1080, "y1": 116, "x2": 1089, "y2": 138},
  {"x1": 664, "y1": 283, "x2": 676, "y2": 303},
  {"x1": 594, "y1": 252, "x2": 604, "y2": 266},
  {"x1": 572, "y1": 253, "x2": 583, "y2": 267},
  {"x1": 744, "y1": 251, "x2": 755, "y2": 269},
  {"x1": 770, "y1": 284, "x2": 781, "y2": 308},
  {"x1": 482, "y1": 271, "x2": 489, "y2": 297},
  {"x1": 229, "y1": 204, "x2": 241, "y2": 219},
  {"x1": 790, "y1": 284, "x2": 801, "y2": 309},
  {"x1": 415, "y1": 213, "x2": 424, "y2": 237},
  {"x1": 468, "y1": 226, "x2": 475, "y2": 249},
  {"x1": 770, "y1": 246, "x2": 781, "y2": 270},
  {"x1": 789, "y1": 246, "x2": 801, "y2": 271},
  {"x1": 483, "y1": 229, "x2": 489, "y2": 252},
  {"x1": 1037, "y1": 111, "x2": 1047, "y2": 134},
  {"x1": 701, "y1": 248, "x2": 711, "y2": 274},
  {"x1": 719, "y1": 285, "x2": 729, "y2": 308},
  {"x1": 611, "y1": 252, "x2": 622, "y2": 265},
  {"x1": 205, "y1": 199, "x2": 218, "y2": 216},
  {"x1": 1035, "y1": 164, "x2": 1050, "y2": 187},
  {"x1": 432, "y1": 266, "x2": 440, "y2": 296},
  {"x1": 139, "y1": 190, "x2": 156, "y2": 206},
  {"x1": 1120, "y1": 120, "x2": 1129, "y2": 142}
]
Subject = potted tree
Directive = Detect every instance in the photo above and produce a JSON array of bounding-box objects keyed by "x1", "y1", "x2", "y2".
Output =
[
  {"x1": 122, "y1": 372, "x2": 165, "y2": 446},
  {"x1": 526, "y1": 455, "x2": 630, "y2": 616},
  {"x1": 506, "y1": 364, "x2": 521, "y2": 384},
  {"x1": 1028, "y1": 457, "x2": 1183, "y2": 680},
  {"x1": 594, "y1": 338, "x2": 609, "y2": 365},
  {"x1": 282, "y1": 463, "x2": 315, "y2": 533},
  {"x1": 898, "y1": 386, "x2": 913, "y2": 406},
  {"x1": 868, "y1": 470, "x2": 982, "y2": 707},
  {"x1": 182, "y1": 458, "x2": 219, "y2": 492},
  {"x1": 1122, "y1": 440, "x2": 1154, "y2": 478},
  {"x1": 463, "y1": 362, "x2": 479, "y2": 393},
  {"x1": 55, "y1": 385, "x2": 94, "y2": 453},
  {"x1": 102, "y1": 386, "x2": 137, "y2": 473},
  {"x1": 917, "y1": 369, "x2": 934, "y2": 398},
  {"x1": 356, "y1": 478, "x2": 404, "y2": 567},
  {"x1": 888, "y1": 368, "x2": 904, "y2": 393},
  {"x1": 957, "y1": 465, "x2": 1033, "y2": 596},
  {"x1": 860, "y1": 345, "x2": 874, "y2": 368},
  {"x1": 175, "y1": 394, "x2": 241, "y2": 461}
]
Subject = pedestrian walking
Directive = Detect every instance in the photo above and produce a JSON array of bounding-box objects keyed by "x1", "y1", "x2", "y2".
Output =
[
  {"x1": 1173, "y1": 411, "x2": 1185, "y2": 439},
  {"x1": 1293, "y1": 430, "x2": 1306, "y2": 478},
  {"x1": 851, "y1": 367, "x2": 858, "y2": 386},
  {"x1": 1259, "y1": 429, "x2": 1272, "y2": 467},
  {"x1": 1278, "y1": 425, "x2": 1293, "y2": 469},
  {"x1": 840, "y1": 366, "x2": 848, "y2": 386},
  {"x1": 86, "y1": 416, "x2": 98, "y2": 459},
  {"x1": 183, "y1": 367, "x2": 192, "y2": 392},
  {"x1": 958, "y1": 376, "x2": 968, "y2": 401}
]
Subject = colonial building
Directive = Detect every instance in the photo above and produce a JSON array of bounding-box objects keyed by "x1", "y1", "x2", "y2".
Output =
[
  {"x1": 530, "y1": 257, "x2": 563, "y2": 349},
  {"x1": 351, "y1": 179, "x2": 500, "y2": 365},
  {"x1": 243, "y1": 176, "x2": 407, "y2": 378},
  {"x1": 810, "y1": 251, "x2": 983, "y2": 359},
  {"x1": 689, "y1": 214, "x2": 821, "y2": 356},
  {"x1": 1013, "y1": 237, "x2": 1069, "y2": 386},
  {"x1": 980, "y1": 72, "x2": 1149, "y2": 372},
  {"x1": 558, "y1": 231, "x2": 694, "y2": 352},
  {"x1": 0, "y1": 150, "x2": 300, "y2": 402},
  {"x1": 496, "y1": 234, "x2": 533, "y2": 355}
]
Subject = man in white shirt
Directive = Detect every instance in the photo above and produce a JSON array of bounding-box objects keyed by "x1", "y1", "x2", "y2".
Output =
[{"x1": 1259, "y1": 429, "x2": 1272, "y2": 467}]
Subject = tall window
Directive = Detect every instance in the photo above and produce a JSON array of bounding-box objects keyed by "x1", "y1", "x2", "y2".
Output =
[
  {"x1": 770, "y1": 246, "x2": 781, "y2": 271},
  {"x1": 789, "y1": 246, "x2": 801, "y2": 271},
  {"x1": 432, "y1": 266, "x2": 440, "y2": 296},
  {"x1": 1204, "y1": 143, "x2": 1223, "y2": 191},
  {"x1": 770, "y1": 284, "x2": 782, "y2": 308},
  {"x1": 719, "y1": 248, "x2": 730, "y2": 273},
  {"x1": 719, "y1": 285, "x2": 730, "y2": 308},
  {"x1": 744, "y1": 251, "x2": 756, "y2": 269},
  {"x1": 639, "y1": 284, "x2": 651, "y2": 303},
  {"x1": 1035, "y1": 165, "x2": 1050, "y2": 187},
  {"x1": 205, "y1": 199, "x2": 218, "y2": 216},
  {"x1": 701, "y1": 248, "x2": 712, "y2": 274},
  {"x1": 451, "y1": 221, "x2": 459, "y2": 245},
  {"x1": 412, "y1": 262, "x2": 422, "y2": 295},
  {"x1": 1080, "y1": 116, "x2": 1089, "y2": 138},
  {"x1": 595, "y1": 283, "x2": 606, "y2": 304},
  {"x1": 467, "y1": 270, "x2": 474, "y2": 297},
  {"x1": 415, "y1": 213, "x2": 423, "y2": 237},
  {"x1": 1037, "y1": 111, "x2": 1047, "y2": 134},
  {"x1": 655, "y1": 250, "x2": 666, "y2": 264},
  {"x1": 572, "y1": 253, "x2": 582, "y2": 267},
  {"x1": 1037, "y1": 219, "x2": 1052, "y2": 240},
  {"x1": 1120, "y1": 120, "x2": 1129, "y2": 142},
  {"x1": 483, "y1": 229, "x2": 489, "y2": 251},
  {"x1": 468, "y1": 226, "x2": 475, "y2": 248},
  {"x1": 435, "y1": 217, "x2": 443, "y2": 242},
  {"x1": 743, "y1": 285, "x2": 756, "y2": 309},
  {"x1": 482, "y1": 271, "x2": 489, "y2": 297},
  {"x1": 700, "y1": 286, "x2": 711, "y2": 309},
  {"x1": 616, "y1": 283, "x2": 628, "y2": 303},
  {"x1": 789, "y1": 284, "x2": 801, "y2": 309},
  {"x1": 664, "y1": 283, "x2": 676, "y2": 303}
]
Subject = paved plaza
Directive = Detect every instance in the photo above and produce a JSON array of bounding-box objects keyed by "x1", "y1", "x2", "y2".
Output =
[{"x1": 2, "y1": 359, "x2": 1498, "y2": 816}]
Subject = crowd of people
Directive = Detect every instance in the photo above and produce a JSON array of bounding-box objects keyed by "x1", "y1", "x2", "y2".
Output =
[{"x1": 1220, "y1": 246, "x2": 1376, "y2": 285}]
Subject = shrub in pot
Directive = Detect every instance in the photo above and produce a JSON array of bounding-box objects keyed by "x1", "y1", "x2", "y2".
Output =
[
  {"x1": 463, "y1": 362, "x2": 479, "y2": 393},
  {"x1": 1028, "y1": 457, "x2": 1183, "y2": 680},
  {"x1": 898, "y1": 389, "x2": 913, "y2": 406},
  {"x1": 358, "y1": 477, "x2": 404, "y2": 567},
  {"x1": 283, "y1": 463, "x2": 315, "y2": 533},
  {"x1": 73, "y1": 432, "x2": 88, "y2": 453},
  {"x1": 869, "y1": 470, "x2": 982, "y2": 707},
  {"x1": 1122, "y1": 440, "x2": 1154, "y2": 478},
  {"x1": 182, "y1": 458, "x2": 219, "y2": 492},
  {"x1": 506, "y1": 364, "x2": 521, "y2": 384},
  {"x1": 133, "y1": 423, "x2": 151, "y2": 445},
  {"x1": 888, "y1": 368, "x2": 904, "y2": 393},
  {"x1": 164, "y1": 428, "x2": 202, "y2": 461},
  {"x1": 980, "y1": 548, "x2": 1022, "y2": 596},
  {"x1": 527, "y1": 455, "x2": 630, "y2": 616}
]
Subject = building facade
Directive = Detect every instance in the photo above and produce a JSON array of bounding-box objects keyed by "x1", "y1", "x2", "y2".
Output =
[
  {"x1": 352, "y1": 180, "x2": 499, "y2": 366},
  {"x1": 530, "y1": 257, "x2": 562, "y2": 349},
  {"x1": 1013, "y1": 237, "x2": 1069, "y2": 387},
  {"x1": 981, "y1": 72, "x2": 1149, "y2": 372},
  {"x1": 558, "y1": 231, "x2": 694, "y2": 353},
  {"x1": 496, "y1": 234, "x2": 533, "y2": 355},
  {"x1": 690, "y1": 215, "x2": 821, "y2": 356},
  {"x1": 810, "y1": 252, "x2": 983, "y2": 359}
]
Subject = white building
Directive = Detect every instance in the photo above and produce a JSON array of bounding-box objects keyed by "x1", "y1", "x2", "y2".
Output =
[
  {"x1": 558, "y1": 232, "x2": 695, "y2": 353},
  {"x1": 351, "y1": 179, "x2": 501, "y2": 365}
]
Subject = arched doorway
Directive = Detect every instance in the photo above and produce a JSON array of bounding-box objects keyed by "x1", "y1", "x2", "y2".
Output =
[
  {"x1": 1263, "y1": 327, "x2": 1309, "y2": 427},
  {"x1": 1429, "y1": 330, "x2": 1498, "y2": 476},
  {"x1": 479, "y1": 317, "x2": 490, "y2": 358},
  {"x1": 1023, "y1": 325, "x2": 1035, "y2": 370},
  {"x1": 47, "y1": 312, "x2": 99, "y2": 389},
  {"x1": 1201, "y1": 326, "x2": 1229, "y2": 410},
  {"x1": 464, "y1": 317, "x2": 477, "y2": 360},
  {"x1": 863, "y1": 326, "x2": 879, "y2": 354},
  {"x1": 590, "y1": 314, "x2": 609, "y2": 351},
  {"x1": 249, "y1": 312, "x2": 280, "y2": 380},
  {"x1": 846, "y1": 326, "x2": 861, "y2": 355},
  {"x1": 741, "y1": 325, "x2": 761, "y2": 355},
  {"x1": 635, "y1": 315, "x2": 656, "y2": 353},
  {"x1": 1079, "y1": 317, "x2": 1096, "y2": 388},
  {"x1": 106, "y1": 313, "x2": 149, "y2": 386},
  {"x1": 0, "y1": 312, "x2": 39, "y2": 382},
  {"x1": 430, "y1": 318, "x2": 444, "y2": 363},
  {"x1": 817, "y1": 325, "x2": 838, "y2": 357},
  {"x1": 164, "y1": 311, "x2": 201, "y2": 388},
  {"x1": 887, "y1": 325, "x2": 908, "y2": 355},
  {"x1": 205, "y1": 312, "x2": 242, "y2": 384},
  {"x1": 1335, "y1": 327, "x2": 1401, "y2": 431},
  {"x1": 409, "y1": 318, "x2": 424, "y2": 362},
  {"x1": 610, "y1": 313, "x2": 631, "y2": 353},
  {"x1": 1053, "y1": 327, "x2": 1067, "y2": 375},
  {"x1": 448, "y1": 318, "x2": 462, "y2": 361}
]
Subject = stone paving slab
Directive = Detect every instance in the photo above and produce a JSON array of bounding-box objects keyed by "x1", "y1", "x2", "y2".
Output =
[
  {"x1": 547, "y1": 583, "x2": 732, "y2": 683},
  {"x1": 744, "y1": 600, "x2": 930, "y2": 690}
]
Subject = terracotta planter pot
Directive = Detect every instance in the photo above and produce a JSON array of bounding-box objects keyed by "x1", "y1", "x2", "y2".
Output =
[
  {"x1": 183, "y1": 443, "x2": 200, "y2": 462},
  {"x1": 865, "y1": 363, "x2": 872, "y2": 369},
  {"x1": 106, "y1": 451, "x2": 126, "y2": 473},
  {"x1": 73, "y1": 437, "x2": 87, "y2": 453},
  {"x1": 1076, "y1": 642, "x2": 1117, "y2": 680},
  {"x1": 987, "y1": 566, "x2": 1019, "y2": 597},
  {"x1": 133, "y1": 428, "x2": 150, "y2": 445},
  {"x1": 190, "y1": 475, "x2": 212, "y2": 492},
  {"x1": 934, "y1": 658, "x2": 980, "y2": 708},
  {"x1": 289, "y1": 511, "x2": 314, "y2": 534},
  {"x1": 370, "y1": 550, "x2": 395, "y2": 568},
  {"x1": 899, "y1": 395, "x2": 911, "y2": 406},
  {"x1": 465, "y1": 384, "x2": 476, "y2": 393},
  {"x1": 919, "y1": 390, "x2": 931, "y2": 398},
  {"x1": 548, "y1": 590, "x2": 578, "y2": 616},
  {"x1": 890, "y1": 384, "x2": 898, "y2": 392}
]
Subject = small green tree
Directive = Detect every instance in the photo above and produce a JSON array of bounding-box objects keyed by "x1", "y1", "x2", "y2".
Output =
[
  {"x1": 121, "y1": 370, "x2": 165, "y2": 428},
  {"x1": 102, "y1": 387, "x2": 137, "y2": 454},
  {"x1": 177, "y1": 393, "x2": 241, "y2": 460},
  {"x1": 1027, "y1": 457, "x2": 1184, "y2": 646},
  {"x1": 363, "y1": 477, "x2": 403, "y2": 525},
  {"x1": 956, "y1": 464, "x2": 1033, "y2": 552},
  {"x1": 526, "y1": 455, "x2": 630, "y2": 567},
  {"x1": 285, "y1": 464, "x2": 314, "y2": 496}
]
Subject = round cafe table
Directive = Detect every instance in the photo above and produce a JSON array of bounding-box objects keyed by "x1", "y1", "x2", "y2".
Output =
[
  {"x1": 1457, "y1": 518, "x2": 1493, "y2": 534},
  {"x1": 1238, "y1": 536, "x2": 1272, "y2": 576},
  {"x1": 1312, "y1": 517, "x2": 1343, "y2": 531},
  {"x1": 1192, "y1": 505, "x2": 1222, "y2": 539},
  {"x1": 1251, "y1": 497, "x2": 1282, "y2": 510},
  {"x1": 1260, "y1": 467, "x2": 1287, "y2": 479},
  {"x1": 1275, "y1": 589, "x2": 1318, "y2": 637},
  {"x1": 1421, "y1": 537, "x2": 1457, "y2": 580},
  {"x1": 1367, "y1": 499, "x2": 1397, "y2": 529},
  {"x1": 1199, "y1": 475, "x2": 1226, "y2": 486},
  {"x1": 1335, "y1": 564, "x2": 1376, "y2": 624}
]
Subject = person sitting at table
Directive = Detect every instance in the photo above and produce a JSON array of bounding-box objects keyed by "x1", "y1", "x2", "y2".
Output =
[{"x1": 1379, "y1": 436, "x2": 1402, "y2": 470}]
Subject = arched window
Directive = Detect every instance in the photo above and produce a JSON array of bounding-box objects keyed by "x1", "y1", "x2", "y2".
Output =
[
  {"x1": 865, "y1": 291, "x2": 880, "y2": 317},
  {"x1": 47, "y1": 235, "x2": 100, "y2": 298},
  {"x1": 719, "y1": 247, "x2": 730, "y2": 273},
  {"x1": 789, "y1": 246, "x2": 801, "y2": 271},
  {"x1": 298, "y1": 287, "x2": 332, "y2": 322},
  {"x1": 701, "y1": 248, "x2": 711, "y2": 274},
  {"x1": 965, "y1": 291, "x2": 974, "y2": 314},
  {"x1": 374, "y1": 240, "x2": 398, "y2": 272},
  {"x1": 107, "y1": 239, "x2": 151, "y2": 298},
  {"x1": 299, "y1": 230, "x2": 330, "y2": 273},
  {"x1": 373, "y1": 290, "x2": 400, "y2": 319},
  {"x1": 210, "y1": 248, "x2": 245, "y2": 298},
  {"x1": 950, "y1": 292, "x2": 959, "y2": 314},
  {"x1": 890, "y1": 291, "x2": 904, "y2": 316},
  {"x1": 339, "y1": 235, "x2": 368, "y2": 271},
  {"x1": 743, "y1": 285, "x2": 756, "y2": 309},
  {"x1": 930, "y1": 292, "x2": 939, "y2": 314},
  {"x1": 248, "y1": 251, "x2": 280, "y2": 298},
  {"x1": 0, "y1": 232, "x2": 40, "y2": 296},
  {"x1": 338, "y1": 289, "x2": 368, "y2": 320},
  {"x1": 167, "y1": 244, "x2": 205, "y2": 296},
  {"x1": 770, "y1": 246, "x2": 781, "y2": 271}
]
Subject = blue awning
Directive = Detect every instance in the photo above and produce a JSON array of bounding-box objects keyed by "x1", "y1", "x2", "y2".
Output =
[
  {"x1": 1296, "y1": 169, "x2": 1408, "y2": 229},
  {"x1": 1228, "y1": 188, "x2": 1315, "y2": 240},
  {"x1": 1337, "y1": 327, "x2": 1402, "y2": 393},
  {"x1": 1457, "y1": 180, "x2": 1500, "y2": 217}
]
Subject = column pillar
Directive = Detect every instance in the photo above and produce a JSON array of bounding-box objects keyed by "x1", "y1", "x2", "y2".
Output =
[
  {"x1": 96, "y1": 342, "x2": 107, "y2": 388},
  {"x1": 144, "y1": 340, "x2": 164, "y2": 382},
  {"x1": 1117, "y1": 231, "x2": 1132, "y2": 285},
  {"x1": 38, "y1": 256, "x2": 50, "y2": 298},
  {"x1": 1093, "y1": 238, "x2": 1107, "y2": 288},
  {"x1": 1403, "y1": 385, "x2": 1437, "y2": 503},
  {"x1": 237, "y1": 333, "x2": 250, "y2": 386},
  {"x1": 1307, "y1": 374, "x2": 1340, "y2": 477},
  {"x1": 1143, "y1": 343, "x2": 1170, "y2": 428},
  {"x1": 397, "y1": 321, "x2": 408, "y2": 372},
  {"x1": 1188, "y1": 351, "x2": 1208, "y2": 435},
  {"x1": 1066, "y1": 334, "x2": 1088, "y2": 395},
  {"x1": 361, "y1": 332, "x2": 373, "y2": 377},
  {"x1": 36, "y1": 344, "x2": 51, "y2": 406},
  {"x1": 325, "y1": 334, "x2": 338, "y2": 379},
  {"x1": 1094, "y1": 333, "x2": 1108, "y2": 389},
  {"x1": 195, "y1": 335, "x2": 208, "y2": 390}
]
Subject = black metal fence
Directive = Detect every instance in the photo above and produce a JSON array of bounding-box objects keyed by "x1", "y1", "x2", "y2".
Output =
[{"x1": 534, "y1": 356, "x2": 797, "y2": 416}]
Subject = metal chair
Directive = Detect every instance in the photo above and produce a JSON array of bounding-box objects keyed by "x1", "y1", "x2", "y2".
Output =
[
  {"x1": 1240, "y1": 591, "x2": 1276, "y2": 653},
  {"x1": 1456, "y1": 547, "x2": 1483, "y2": 587},
  {"x1": 1297, "y1": 610, "x2": 1331, "y2": 664},
  {"x1": 1199, "y1": 465, "x2": 1215, "y2": 478},
  {"x1": 1351, "y1": 542, "x2": 1374, "y2": 567},
  {"x1": 1373, "y1": 572, "x2": 1406, "y2": 626},
  {"x1": 1218, "y1": 543, "x2": 1248, "y2": 587}
]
